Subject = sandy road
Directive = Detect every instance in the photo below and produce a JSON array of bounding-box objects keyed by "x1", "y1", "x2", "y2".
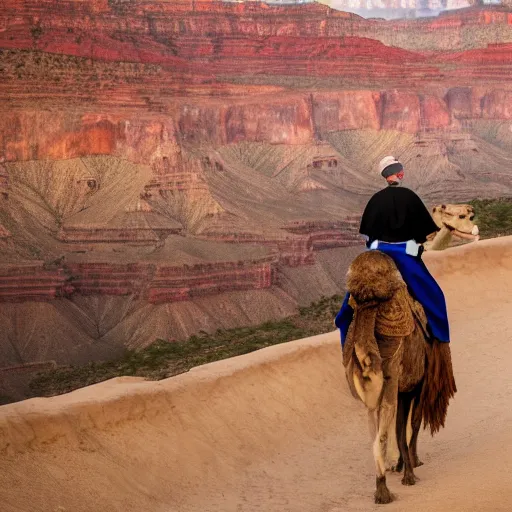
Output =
[{"x1": 0, "y1": 237, "x2": 511, "y2": 512}]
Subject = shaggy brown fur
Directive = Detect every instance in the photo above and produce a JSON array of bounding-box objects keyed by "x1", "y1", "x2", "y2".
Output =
[
  {"x1": 420, "y1": 340, "x2": 457, "y2": 435},
  {"x1": 346, "y1": 250, "x2": 403, "y2": 304},
  {"x1": 342, "y1": 302, "x2": 383, "y2": 407},
  {"x1": 343, "y1": 250, "x2": 457, "y2": 504}
]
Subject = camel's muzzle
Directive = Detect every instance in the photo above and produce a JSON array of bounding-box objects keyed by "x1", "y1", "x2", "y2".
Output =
[{"x1": 447, "y1": 223, "x2": 480, "y2": 241}]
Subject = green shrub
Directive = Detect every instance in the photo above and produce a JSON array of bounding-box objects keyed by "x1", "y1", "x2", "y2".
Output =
[{"x1": 469, "y1": 198, "x2": 512, "y2": 239}]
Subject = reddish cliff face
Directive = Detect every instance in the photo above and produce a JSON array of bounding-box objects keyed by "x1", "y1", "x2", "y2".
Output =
[
  {"x1": 313, "y1": 91, "x2": 381, "y2": 132},
  {"x1": 224, "y1": 99, "x2": 314, "y2": 145},
  {"x1": 444, "y1": 87, "x2": 512, "y2": 120},
  {"x1": 1, "y1": 2, "x2": 511, "y2": 160},
  {"x1": 1, "y1": 0, "x2": 510, "y2": 49},
  {"x1": 479, "y1": 89, "x2": 512, "y2": 119},
  {"x1": 0, "y1": 1, "x2": 512, "y2": 368},
  {"x1": 3, "y1": 85, "x2": 511, "y2": 164}
]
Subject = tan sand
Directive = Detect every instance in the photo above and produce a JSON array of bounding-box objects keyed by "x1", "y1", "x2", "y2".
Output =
[{"x1": 0, "y1": 237, "x2": 511, "y2": 512}]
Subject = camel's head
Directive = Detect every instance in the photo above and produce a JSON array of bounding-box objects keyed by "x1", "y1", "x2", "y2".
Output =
[{"x1": 431, "y1": 204, "x2": 480, "y2": 242}]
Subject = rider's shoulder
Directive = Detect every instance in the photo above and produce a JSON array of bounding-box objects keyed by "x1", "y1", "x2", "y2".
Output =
[{"x1": 391, "y1": 186, "x2": 419, "y2": 197}]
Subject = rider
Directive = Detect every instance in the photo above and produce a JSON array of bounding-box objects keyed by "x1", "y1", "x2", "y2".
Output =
[{"x1": 335, "y1": 156, "x2": 449, "y2": 346}]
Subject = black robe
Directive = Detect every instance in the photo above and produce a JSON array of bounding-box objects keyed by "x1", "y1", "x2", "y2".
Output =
[{"x1": 359, "y1": 185, "x2": 439, "y2": 244}]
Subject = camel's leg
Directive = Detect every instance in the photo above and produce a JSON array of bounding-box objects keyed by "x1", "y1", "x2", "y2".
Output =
[
  {"x1": 409, "y1": 391, "x2": 424, "y2": 468},
  {"x1": 386, "y1": 405, "x2": 400, "y2": 470},
  {"x1": 373, "y1": 413, "x2": 395, "y2": 503},
  {"x1": 373, "y1": 379, "x2": 398, "y2": 504},
  {"x1": 397, "y1": 392, "x2": 416, "y2": 486},
  {"x1": 368, "y1": 407, "x2": 400, "y2": 466},
  {"x1": 393, "y1": 455, "x2": 404, "y2": 473},
  {"x1": 395, "y1": 392, "x2": 422, "y2": 472},
  {"x1": 368, "y1": 409, "x2": 377, "y2": 441},
  {"x1": 393, "y1": 393, "x2": 407, "y2": 474},
  {"x1": 375, "y1": 475, "x2": 393, "y2": 505},
  {"x1": 369, "y1": 408, "x2": 394, "y2": 504}
]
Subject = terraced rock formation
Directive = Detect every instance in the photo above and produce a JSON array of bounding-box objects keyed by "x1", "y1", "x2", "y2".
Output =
[{"x1": 0, "y1": 0, "x2": 511, "y2": 377}]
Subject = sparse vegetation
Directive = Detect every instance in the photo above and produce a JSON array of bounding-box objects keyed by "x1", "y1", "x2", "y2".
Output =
[
  {"x1": 470, "y1": 197, "x2": 512, "y2": 239},
  {"x1": 28, "y1": 295, "x2": 344, "y2": 399}
]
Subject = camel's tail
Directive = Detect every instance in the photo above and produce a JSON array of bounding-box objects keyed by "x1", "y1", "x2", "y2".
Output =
[{"x1": 419, "y1": 340, "x2": 457, "y2": 436}]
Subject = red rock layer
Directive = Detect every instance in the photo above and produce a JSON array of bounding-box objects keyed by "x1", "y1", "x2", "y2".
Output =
[
  {"x1": 58, "y1": 227, "x2": 161, "y2": 244},
  {"x1": 66, "y1": 262, "x2": 153, "y2": 296},
  {"x1": 283, "y1": 219, "x2": 363, "y2": 250},
  {"x1": 0, "y1": 1, "x2": 511, "y2": 162},
  {"x1": 1, "y1": 2, "x2": 511, "y2": 97},
  {"x1": 193, "y1": 232, "x2": 315, "y2": 267},
  {"x1": 3, "y1": 84, "x2": 512, "y2": 165},
  {"x1": 1, "y1": 1, "x2": 510, "y2": 48},
  {"x1": 148, "y1": 258, "x2": 276, "y2": 304},
  {"x1": 67, "y1": 257, "x2": 279, "y2": 301},
  {"x1": 0, "y1": 264, "x2": 69, "y2": 302},
  {"x1": 0, "y1": 258, "x2": 281, "y2": 303},
  {"x1": 445, "y1": 87, "x2": 512, "y2": 119}
]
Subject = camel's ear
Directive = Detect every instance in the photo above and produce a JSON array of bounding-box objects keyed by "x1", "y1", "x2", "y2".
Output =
[
  {"x1": 441, "y1": 204, "x2": 446, "y2": 210},
  {"x1": 432, "y1": 206, "x2": 437, "y2": 213}
]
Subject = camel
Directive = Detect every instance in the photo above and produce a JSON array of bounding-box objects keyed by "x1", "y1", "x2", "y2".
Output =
[
  {"x1": 341, "y1": 204, "x2": 478, "y2": 504},
  {"x1": 424, "y1": 203, "x2": 480, "y2": 251}
]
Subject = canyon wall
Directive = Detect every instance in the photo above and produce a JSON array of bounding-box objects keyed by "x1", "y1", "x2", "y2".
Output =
[
  {"x1": 0, "y1": 0, "x2": 511, "y2": 374},
  {"x1": 1, "y1": 1, "x2": 512, "y2": 164},
  {"x1": 2, "y1": 87, "x2": 512, "y2": 164},
  {"x1": 2, "y1": 0, "x2": 511, "y2": 51}
]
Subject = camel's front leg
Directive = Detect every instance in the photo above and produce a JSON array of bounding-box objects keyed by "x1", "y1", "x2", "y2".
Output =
[
  {"x1": 372, "y1": 376, "x2": 399, "y2": 504},
  {"x1": 368, "y1": 408, "x2": 398, "y2": 470},
  {"x1": 386, "y1": 406, "x2": 400, "y2": 470}
]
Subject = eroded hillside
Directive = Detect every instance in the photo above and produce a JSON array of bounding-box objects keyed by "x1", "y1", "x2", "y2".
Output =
[{"x1": 0, "y1": 0, "x2": 511, "y2": 381}]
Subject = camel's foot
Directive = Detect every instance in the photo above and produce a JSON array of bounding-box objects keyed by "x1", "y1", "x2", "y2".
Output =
[
  {"x1": 401, "y1": 472, "x2": 416, "y2": 486},
  {"x1": 387, "y1": 460, "x2": 399, "y2": 472},
  {"x1": 391, "y1": 459, "x2": 404, "y2": 473},
  {"x1": 375, "y1": 476, "x2": 394, "y2": 504},
  {"x1": 413, "y1": 457, "x2": 424, "y2": 468}
]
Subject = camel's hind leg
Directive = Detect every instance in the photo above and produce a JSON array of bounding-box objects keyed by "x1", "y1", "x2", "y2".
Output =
[
  {"x1": 408, "y1": 388, "x2": 424, "y2": 468},
  {"x1": 397, "y1": 391, "x2": 417, "y2": 486},
  {"x1": 394, "y1": 382, "x2": 424, "y2": 473}
]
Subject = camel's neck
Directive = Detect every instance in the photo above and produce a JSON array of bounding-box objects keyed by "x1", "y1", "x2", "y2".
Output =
[{"x1": 430, "y1": 225, "x2": 452, "y2": 250}]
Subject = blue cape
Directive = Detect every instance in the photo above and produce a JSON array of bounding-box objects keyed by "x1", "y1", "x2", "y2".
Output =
[{"x1": 335, "y1": 242, "x2": 450, "y2": 347}]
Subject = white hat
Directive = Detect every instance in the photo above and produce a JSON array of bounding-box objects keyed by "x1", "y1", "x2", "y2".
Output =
[{"x1": 377, "y1": 156, "x2": 402, "y2": 177}]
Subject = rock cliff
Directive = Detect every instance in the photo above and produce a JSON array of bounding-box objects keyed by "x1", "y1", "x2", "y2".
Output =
[{"x1": 0, "y1": 0, "x2": 511, "y2": 373}]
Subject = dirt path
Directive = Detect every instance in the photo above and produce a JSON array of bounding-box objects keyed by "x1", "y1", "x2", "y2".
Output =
[{"x1": 0, "y1": 237, "x2": 511, "y2": 512}]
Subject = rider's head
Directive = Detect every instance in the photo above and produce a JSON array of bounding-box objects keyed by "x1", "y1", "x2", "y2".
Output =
[{"x1": 378, "y1": 156, "x2": 404, "y2": 185}]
